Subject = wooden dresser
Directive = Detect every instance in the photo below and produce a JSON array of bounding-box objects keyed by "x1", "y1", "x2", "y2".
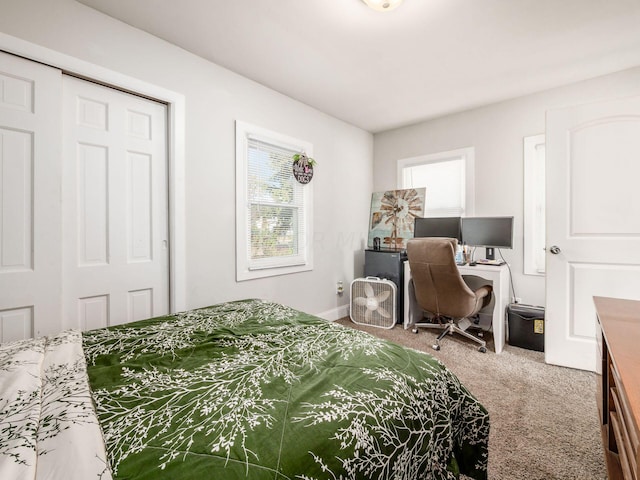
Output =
[{"x1": 595, "y1": 296, "x2": 640, "y2": 480}]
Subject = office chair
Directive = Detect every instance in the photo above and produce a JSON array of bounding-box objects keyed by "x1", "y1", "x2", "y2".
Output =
[{"x1": 406, "y1": 237, "x2": 492, "y2": 352}]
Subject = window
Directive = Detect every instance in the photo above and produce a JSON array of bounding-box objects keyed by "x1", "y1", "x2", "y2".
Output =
[
  {"x1": 397, "y1": 147, "x2": 474, "y2": 217},
  {"x1": 523, "y1": 134, "x2": 545, "y2": 275},
  {"x1": 235, "y1": 121, "x2": 313, "y2": 281}
]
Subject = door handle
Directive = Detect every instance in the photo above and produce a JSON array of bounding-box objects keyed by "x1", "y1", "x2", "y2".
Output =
[{"x1": 549, "y1": 245, "x2": 561, "y2": 255}]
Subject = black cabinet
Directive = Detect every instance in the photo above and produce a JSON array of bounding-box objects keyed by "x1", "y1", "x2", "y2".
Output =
[{"x1": 364, "y1": 249, "x2": 406, "y2": 324}]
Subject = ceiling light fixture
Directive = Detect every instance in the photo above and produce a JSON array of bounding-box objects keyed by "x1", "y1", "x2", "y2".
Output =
[{"x1": 362, "y1": 0, "x2": 403, "y2": 12}]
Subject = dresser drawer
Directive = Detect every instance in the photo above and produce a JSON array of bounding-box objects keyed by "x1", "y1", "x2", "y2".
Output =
[
  {"x1": 611, "y1": 365, "x2": 640, "y2": 455},
  {"x1": 612, "y1": 387, "x2": 638, "y2": 480},
  {"x1": 609, "y1": 363, "x2": 640, "y2": 480},
  {"x1": 611, "y1": 411, "x2": 635, "y2": 480}
]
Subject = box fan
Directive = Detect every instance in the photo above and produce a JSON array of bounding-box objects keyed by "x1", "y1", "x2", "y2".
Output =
[{"x1": 350, "y1": 277, "x2": 396, "y2": 329}]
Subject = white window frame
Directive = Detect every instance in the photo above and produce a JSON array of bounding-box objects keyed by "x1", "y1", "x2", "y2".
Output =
[
  {"x1": 397, "y1": 147, "x2": 475, "y2": 217},
  {"x1": 523, "y1": 134, "x2": 546, "y2": 275},
  {"x1": 235, "y1": 121, "x2": 313, "y2": 281}
]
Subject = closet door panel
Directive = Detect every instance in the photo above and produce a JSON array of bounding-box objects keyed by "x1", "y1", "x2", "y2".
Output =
[
  {"x1": 0, "y1": 51, "x2": 62, "y2": 341},
  {"x1": 62, "y1": 76, "x2": 169, "y2": 330}
]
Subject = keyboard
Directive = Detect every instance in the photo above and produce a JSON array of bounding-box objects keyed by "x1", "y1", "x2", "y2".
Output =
[{"x1": 475, "y1": 259, "x2": 505, "y2": 266}]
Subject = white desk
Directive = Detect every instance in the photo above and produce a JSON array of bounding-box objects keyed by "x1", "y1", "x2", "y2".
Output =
[{"x1": 403, "y1": 261, "x2": 510, "y2": 354}]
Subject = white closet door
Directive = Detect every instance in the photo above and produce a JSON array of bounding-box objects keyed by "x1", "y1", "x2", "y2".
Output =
[
  {"x1": 0, "y1": 51, "x2": 62, "y2": 341},
  {"x1": 62, "y1": 76, "x2": 169, "y2": 330}
]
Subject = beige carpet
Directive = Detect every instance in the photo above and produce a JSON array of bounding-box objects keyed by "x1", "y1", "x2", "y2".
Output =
[{"x1": 336, "y1": 317, "x2": 607, "y2": 480}]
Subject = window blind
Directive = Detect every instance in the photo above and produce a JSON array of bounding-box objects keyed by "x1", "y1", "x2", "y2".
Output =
[
  {"x1": 246, "y1": 137, "x2": 306, "y2": 270},
  {"x1": 533, "y1": 143, "x2": 546, "y2": 273},
  {"x1": 523, "y1": 134, "x2": 546, "y2": 276},
  {"x1": 402, "y1": 157, "x2": 465, "y2": 217}
]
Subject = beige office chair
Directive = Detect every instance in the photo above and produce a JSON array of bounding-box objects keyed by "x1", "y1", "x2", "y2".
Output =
[{"x1": 406, "y1": 237, "x2": 492, "y2": 352}]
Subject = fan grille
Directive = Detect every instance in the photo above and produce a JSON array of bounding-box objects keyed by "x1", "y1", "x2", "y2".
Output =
[{"x1": 350, "y1": 277, "x2": 396, "y2": 329}]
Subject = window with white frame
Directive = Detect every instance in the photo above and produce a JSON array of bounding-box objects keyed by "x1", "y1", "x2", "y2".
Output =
[
  {"x1": 235, "y1": 121, "x2": 313, "y2": 281},
  {"x1": 523, "y1": 134, "x2": 545, "y2": 275},
  {"x1": 397, "y1": 147, "x2": 474, "y2": 217}
]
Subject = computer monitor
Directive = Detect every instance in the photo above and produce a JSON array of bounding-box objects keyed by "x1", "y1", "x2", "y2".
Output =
[
  {"x1": 413, "y1": 217, "x2": 462, "y2": 241},
  {"x1": 461, "y1": 216, "x2": 513, "y2": 260}
]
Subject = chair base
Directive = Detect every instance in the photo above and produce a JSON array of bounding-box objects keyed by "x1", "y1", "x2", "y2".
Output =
[{"x1": 412, "y1": 317, "x2": 487, "y2": 352}]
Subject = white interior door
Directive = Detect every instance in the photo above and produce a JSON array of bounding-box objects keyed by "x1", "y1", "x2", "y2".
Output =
[
  {"x1": 545, "y1": 95, "x2": 640, "y2": 371},
  {"x1": 0, "y1": 51, "x2": 62, "y2": 341},
  {"x1": 62, "y1": 75, "x2": 169, "y2": 330}
]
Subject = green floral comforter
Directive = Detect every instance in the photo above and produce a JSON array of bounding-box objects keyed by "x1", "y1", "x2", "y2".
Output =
[{"x1": 0, "y1": 299, "x2": 489, "y2": 479}]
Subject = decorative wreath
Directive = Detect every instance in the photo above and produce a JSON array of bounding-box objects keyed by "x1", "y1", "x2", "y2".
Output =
[{"x1": 292, "y1": 153, "x2": 317, "y2": 184}]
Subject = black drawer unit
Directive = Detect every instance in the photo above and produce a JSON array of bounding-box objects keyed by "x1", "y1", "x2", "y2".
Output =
[{"x1": 364, "y1": 249, "x2": 406, "y2": 324}]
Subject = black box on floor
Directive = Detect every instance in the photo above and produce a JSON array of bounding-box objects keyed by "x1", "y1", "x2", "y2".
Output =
[{"x1": 507, "y1": 303, "x2": 545, "y2": 352}]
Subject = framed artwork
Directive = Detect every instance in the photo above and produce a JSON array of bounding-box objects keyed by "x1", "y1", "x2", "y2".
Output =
[{"x1": 368, "y1": 188, "x2": 426, "y2": 249}]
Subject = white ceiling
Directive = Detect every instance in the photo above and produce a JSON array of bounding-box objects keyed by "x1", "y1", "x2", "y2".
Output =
[{"x1": 77, "y1": 0, "x2": 640, "y2": 133}]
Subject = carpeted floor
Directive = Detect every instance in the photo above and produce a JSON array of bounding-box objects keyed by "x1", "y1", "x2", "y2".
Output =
[{"x1": 335, "y1": 317, "x2": 607, "y2": 480}]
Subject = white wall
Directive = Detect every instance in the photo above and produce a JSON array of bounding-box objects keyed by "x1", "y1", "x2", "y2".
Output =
[
  {"x1": 0, "y1": 0, "x2": 373, "y2": 318},
  {"x1": 374, "y1": 66, "x2": 640, "y2": 306}
]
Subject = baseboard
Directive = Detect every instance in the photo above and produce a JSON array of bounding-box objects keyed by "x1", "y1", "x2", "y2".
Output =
[{"x1": 315, "y1": 304, "x2": 349, "y2": 322}]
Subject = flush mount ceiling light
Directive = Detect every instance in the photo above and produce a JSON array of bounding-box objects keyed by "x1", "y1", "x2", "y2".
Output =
[{"x1": 362, "y1": 0, "x2": 403, "y2": 12}]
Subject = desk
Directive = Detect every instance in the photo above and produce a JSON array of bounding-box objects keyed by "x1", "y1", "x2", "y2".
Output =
[{"x1": 403, "y1": 261, "x2": 510, "y2": 354}]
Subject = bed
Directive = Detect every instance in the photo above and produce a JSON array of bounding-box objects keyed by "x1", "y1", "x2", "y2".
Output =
[{"x1": 0, "y1": 299, "x2": 489, "y2": 479}]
